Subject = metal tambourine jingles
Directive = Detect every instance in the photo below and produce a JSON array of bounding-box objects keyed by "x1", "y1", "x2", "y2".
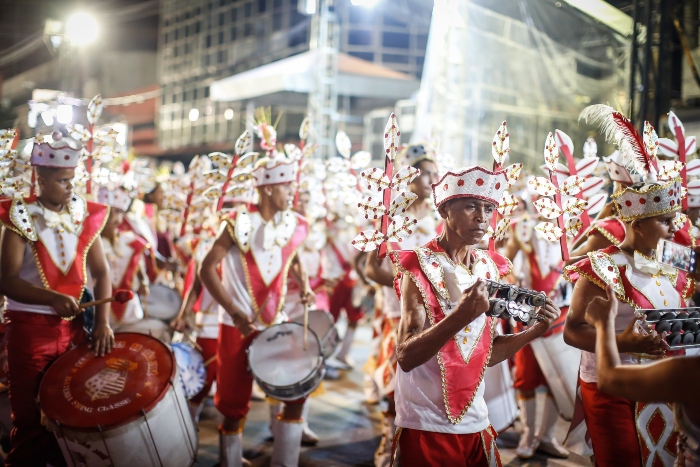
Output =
[{"x1": 484, "y1": 280, "x2": 548, "y2": 324}]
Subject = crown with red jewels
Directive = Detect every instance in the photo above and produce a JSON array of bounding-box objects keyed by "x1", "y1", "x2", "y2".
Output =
[
  {"x1": 252, "y1": 154, "x2": 297, "y2": 187},
  {"x1": 611, "y1": 178, "x2": 683, "y2": 221},
  {"x1": 432, "y1": 165, "x2": 519, "y2": 208},
  {"x1": 31, "y1": 131, "x2": 82, "y2": 168},
  {"x1": 603, "y1": 151, "x2": 637, "y2": 184},
  {"x1": 97, "y1": 186, "x2": 132, "y2": 212}
]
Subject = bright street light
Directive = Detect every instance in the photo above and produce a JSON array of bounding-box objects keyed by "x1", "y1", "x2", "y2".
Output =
[
  {"x1": 189, "y1": 109, "x2": 199, "y2": 122},
  {"x1": 41, "y1": 110, "x2": 54, "y2": 126},
  {"x1": 224, "y1": 109, "x2": 234, "y2": 121},
  {"x1": 65, "y1": 12, "x2": 99, "y2": 46}
]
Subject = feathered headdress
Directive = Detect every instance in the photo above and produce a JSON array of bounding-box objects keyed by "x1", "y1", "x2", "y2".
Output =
[{"x1": 579, "y1": 105, "x2": 659, "y2": 183}]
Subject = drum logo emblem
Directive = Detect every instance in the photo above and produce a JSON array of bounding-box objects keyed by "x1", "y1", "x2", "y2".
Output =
[{"x1": 85, "y1": 358, "x2": 138, "y2": 401}]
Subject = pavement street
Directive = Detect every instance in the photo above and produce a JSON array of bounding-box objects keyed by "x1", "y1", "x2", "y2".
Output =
[{"x1": 193, "y1": 318, "x2": 591, "y2": 467}]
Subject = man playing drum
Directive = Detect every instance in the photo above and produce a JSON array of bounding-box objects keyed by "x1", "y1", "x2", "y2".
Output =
[
  {"x1": 0, "y1": 133, "x2": 114, "y2": 466},
  {"x1": 364, "y1": 143, "x2": 440, "y2": 467},
  {"x1": 200, "y1": 154, "x2": 313, "y2": 467},
  {"x1": 564, "y1": 106, "x2": 697, "y2": 467},
  {"x1": 390, "y1": 164, "x2": 561, "y2": 466}
]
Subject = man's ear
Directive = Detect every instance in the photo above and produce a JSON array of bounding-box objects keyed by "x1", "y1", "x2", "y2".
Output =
[{"x1": 437, "y1": 202, "x2": 448, "y2": 220}]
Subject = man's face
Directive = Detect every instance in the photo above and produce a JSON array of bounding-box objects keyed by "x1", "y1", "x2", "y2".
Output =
[
  {"x1": 633, "y1": 212, "x2": 679, "y2": 252},
  {"x1": 411, "y1": 160, "x2": 440, "y2": 200},
  {"x1": 263, "y1": 182, "x2": 295, "y2": 212},
  {"x1": 439, "y1": 197, "x2": 496, "y2": 245},
  {"x1": 295, "y1": 191, "x2": 310, "y2": 217},
  {"x1": 38, "y1": 168, "x2": 75, "y2": 206}
]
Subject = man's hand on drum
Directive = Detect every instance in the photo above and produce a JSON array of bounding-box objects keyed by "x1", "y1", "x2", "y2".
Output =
[
  {"x1": 91, "y1": 321, "x2": 115, "y2": 357},
  {"x1": 170, "y1": 312, "x2": 193, "y2": 333},
  {"x1": 232, "y1": 311, "x2": 256, "y2": 336},
  {"x1": 51, "y1": 293, "x2": 82, "y2": 319},
  {"x1": 300, "y1": 287, "x2": 316, "y2": 307},
  {"x1": 454, "y1": 278, "x2": 490, "y2": 326},
  {"x1": 530, "y1": 298, "x2": 561, "y2": 335},
  {"x1": 138, "y1": 283, "x2": 150, "y2": 298}
]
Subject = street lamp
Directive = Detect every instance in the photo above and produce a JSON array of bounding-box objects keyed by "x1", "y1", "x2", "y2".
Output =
[
  {"x1": 65, "y1": 12, "x2": 99, "y2": 46},
  {"x1": 350, "y1": 0, "x2": 380, "y2": 6}
]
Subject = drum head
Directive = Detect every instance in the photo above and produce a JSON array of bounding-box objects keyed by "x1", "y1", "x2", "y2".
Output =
[
  {"x1": 290, "y1": 310, "x2": 333, "y2": 341},
  {"x1": 39, "y1": 333, "x2": 176, "y2": 431},
  {"x1": 145, "y1": 285, "x2": 182, "y2": 321},
  {"x1": 248, "y1": 323, "x2": 321, "y2": 387},
  {"x1": 170, "y1": 342, "x2": 205, "y2": 399}
]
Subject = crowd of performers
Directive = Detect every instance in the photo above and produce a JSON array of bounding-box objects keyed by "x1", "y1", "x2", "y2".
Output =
[{"x1": 0, "y1": 97, "x2": 699, "y2": 467}]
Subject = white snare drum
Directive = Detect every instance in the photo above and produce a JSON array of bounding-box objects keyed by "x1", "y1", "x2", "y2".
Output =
[
  {"x1": 39, "y1": 333, "x2": 197, "y2": 467},
  {"x1": 530, "y1": 330, "x2": 581, "y2": 421},
  {"x1": 144, "y1": 285, "x2": 182, "y2": 321},
  {"x1": 170, "y1": 342, "x2": 206, "y2": 400},
  {"x1": 114, "y1": 319, "x2": 172, "y2": 343},
  {"x1": 290, "y1": 310, "x2": 339, "y2": 358},
  {"x1": 247, "y1": 322, "x2": 324, "y2": 401},
  {"x1": 484, "y1": 360, "x2": 518, "y2": 433}
]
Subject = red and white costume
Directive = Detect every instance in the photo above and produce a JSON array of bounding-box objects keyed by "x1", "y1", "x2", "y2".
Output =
[
  {"x1": 386, "y1": 164, "x2": 518, "y2": 467},
  {"x1": 0, "y1": 135, "x2": 109, "y2": 466},
  {"x1": 566, "y1": 244, "x2": 691, "y2": 467}
]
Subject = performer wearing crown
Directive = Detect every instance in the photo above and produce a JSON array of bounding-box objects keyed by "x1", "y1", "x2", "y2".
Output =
[
  {"x1": 391, "y1": 165, "x2": 561, "y2": 466},
  {"x1": 364, "y1": 143, "x2": 440, "y2": 467},
  {"x1": 97, "y1": 187, "x2": 154, "y2": 331},
  {"x1": 564, "y1": 105, "x2": 696, "y2": 467},
  {"x1": 200, "y1": 155, "x2": 313, "y2": 467},
  {"x1": 0, "y1": 133, "x2": 114, "y2": 466}
]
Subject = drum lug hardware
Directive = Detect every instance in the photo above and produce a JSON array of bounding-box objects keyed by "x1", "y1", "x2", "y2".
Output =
[
  {"x1": 142, "y1": 408, "x2": 165, "y2": 467},
  {"x1": 96, "y1": 423, "x2": 116, "y2": 467}
]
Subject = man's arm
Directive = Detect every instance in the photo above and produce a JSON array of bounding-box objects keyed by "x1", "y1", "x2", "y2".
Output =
[
  {"x1": 364, "y1": 253, "x2": 394, "y2": 287},
  {"x1": 200, "y1": 225, "x2": 255, "y2": 335},
  {"x1": 87, "y1": 236, "x2": 114, "y2": 356},
  {"x1": 502, "y1": 230, "x2": 520, "y2": 263},
  {"x1": 563, "y1": 276, "x2": 666, "y2": 355},
  {"x1": 289, "y1": 254, "x2": 313, "y2": 303},
  {"x1": 0, "y1": 229, "x2": 80, "y2": 317},
  {"x1": 396, "y1": 275, "x2": 489, "y2": 372},
  {"x1": 488, "y1": 299, "x2": 560, "y2": 366},
  {"x1": 171, "y1": 265, "x2": 202, "y2": 332},
  {"x1": 589, "y1": 284, "x2": 700, "y2": 403}
]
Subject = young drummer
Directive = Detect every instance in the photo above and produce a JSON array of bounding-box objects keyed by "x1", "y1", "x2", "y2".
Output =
[
  {"x1": 200, "y1": 155, "x2": 312, "y2": 467},
  {"x1": 0, "y1": 133, "x2": 114, "y2": 465}
]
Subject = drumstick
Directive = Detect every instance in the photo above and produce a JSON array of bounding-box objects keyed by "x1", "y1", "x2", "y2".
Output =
[
  {"x1": 203, "y1": 355, "x2": 217, "y2": 367},
  {"x1": 184, "y1": 333, "x2": 203, "y2": 352},
  {"x1": 303, "y1": 302, "x2": 309, "y2": 351},
  {"x1": 250, "y1": 296, "x2": 271, "y2": 324},
  {"x1": 80, "y1": 289, "x2": 133, "y2": 309}
]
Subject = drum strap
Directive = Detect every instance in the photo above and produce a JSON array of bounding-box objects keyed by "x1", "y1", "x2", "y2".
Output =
[{"x1": 635, "y1": 402, "x2": 678, "y2": 467}]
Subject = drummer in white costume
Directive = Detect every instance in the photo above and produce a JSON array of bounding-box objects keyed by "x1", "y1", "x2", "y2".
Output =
[
  {"x1": 389, "y1": 164, "x2": 561, "y2": 465},
  {"x1": 97, "y1": 187, "x2": 162, "y2": 335},
  {"x1": 200, "y1": 154, "x2": 313, "y2": 467},
  {"x1": 364, "y1": 143, "x2": 440, "y2": 467}
]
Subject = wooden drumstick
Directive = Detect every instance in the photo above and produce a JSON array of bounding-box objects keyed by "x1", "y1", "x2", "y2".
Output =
[
  {"x1": 303, "y1": 302, "x2": 309, "y2": 351},
  {"x1": 183, "y1": 333, "x2": 203, "y2": 352},
  {"x1": 203, "y1": 355, "x2": 217, "y2": 367},
  {"x1": 250, "y1": 296, "x2": 271, "y2": 324},
  {"x1": 80, "y1": 289, "x2": 133, "y2": 309}
]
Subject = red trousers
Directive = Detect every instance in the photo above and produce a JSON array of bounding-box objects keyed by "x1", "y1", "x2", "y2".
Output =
[
  {"x1": 215, "y1": 324, "x2": 303, "y2": 421},
  {"x1": 513, "y1": 342, "x2": 547, "y2": 392},
  {"x1": 329, "y1": 275, "x2": 364, "y2": 324},
  {"x1": 4, "y1": 311, "x2": 85, "y2": 467},
  {"x1": 580, "y1": 379, "x2": 642, "y2": 467},
  {"x1": 191, "y1": 336, "x2": 217, "y2": 405},
  {"x1": 398, "y1": 426, "x2": 502, "y2": 466}
]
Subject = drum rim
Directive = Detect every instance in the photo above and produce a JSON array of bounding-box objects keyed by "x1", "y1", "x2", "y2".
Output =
[
  {"x1": 39, "y1": 332, "x2": 177, "y2": 432},
  {"x1": 248, "y1": 322, "x2": 323, "y2": 387},
  {"x1": 290, "y1": 309, "x2": 335, "y2": 341}
]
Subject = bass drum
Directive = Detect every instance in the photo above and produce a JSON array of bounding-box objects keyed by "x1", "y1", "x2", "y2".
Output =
[
  {"x1": 144, "y1": 285, "x2": 182, "y2": 322},
  {"x1": 530, "y1": 330, "x2": 580, "y2": 421},
  {"x1": 39, "y1": 333, "x2": 197, "y2": 467},
  {"x1": 114, "y1": 319, "x2": 172, "y2": 344},
  {"x1": 484, "y1": 360, "x2": 518, "y2": 433},
  {"x1": 248, "y1": 322, "x2": 324, "y2": 401}
]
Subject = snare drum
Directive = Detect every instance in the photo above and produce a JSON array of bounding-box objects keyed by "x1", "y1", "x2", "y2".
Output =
[
  {"x1": 170, "y1": 342, "x2": 206, "y2": 400},
  {"x1": 290, "y1": 310, "x2": 339, "y2": 358},
  {"x1": 247, "y1": 322, "x2": 324, "y2": 401},
  {"x1": 114, "y1": 318, "x2": 172, "y2": 343},
  {"x1": 39, "y1": 333, "x2": 197, "y2": 467},
  {"x1": 144, "y1": 284, "x2": 182, "y2": 321}
]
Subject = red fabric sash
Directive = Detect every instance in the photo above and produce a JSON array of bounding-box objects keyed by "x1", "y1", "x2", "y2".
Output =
[
  {"x1": 391, "y1": 242, "x2": 494, "y2": 423},
  {"x1": 225, "y1": 206, "x2": 308, "y2": 325},
  {"x1": 0, "y1": 197, "x2": 108, "y2": 300},
  {"x1": 110, "y1": 235, "x2": 148, "y2": 322}
]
